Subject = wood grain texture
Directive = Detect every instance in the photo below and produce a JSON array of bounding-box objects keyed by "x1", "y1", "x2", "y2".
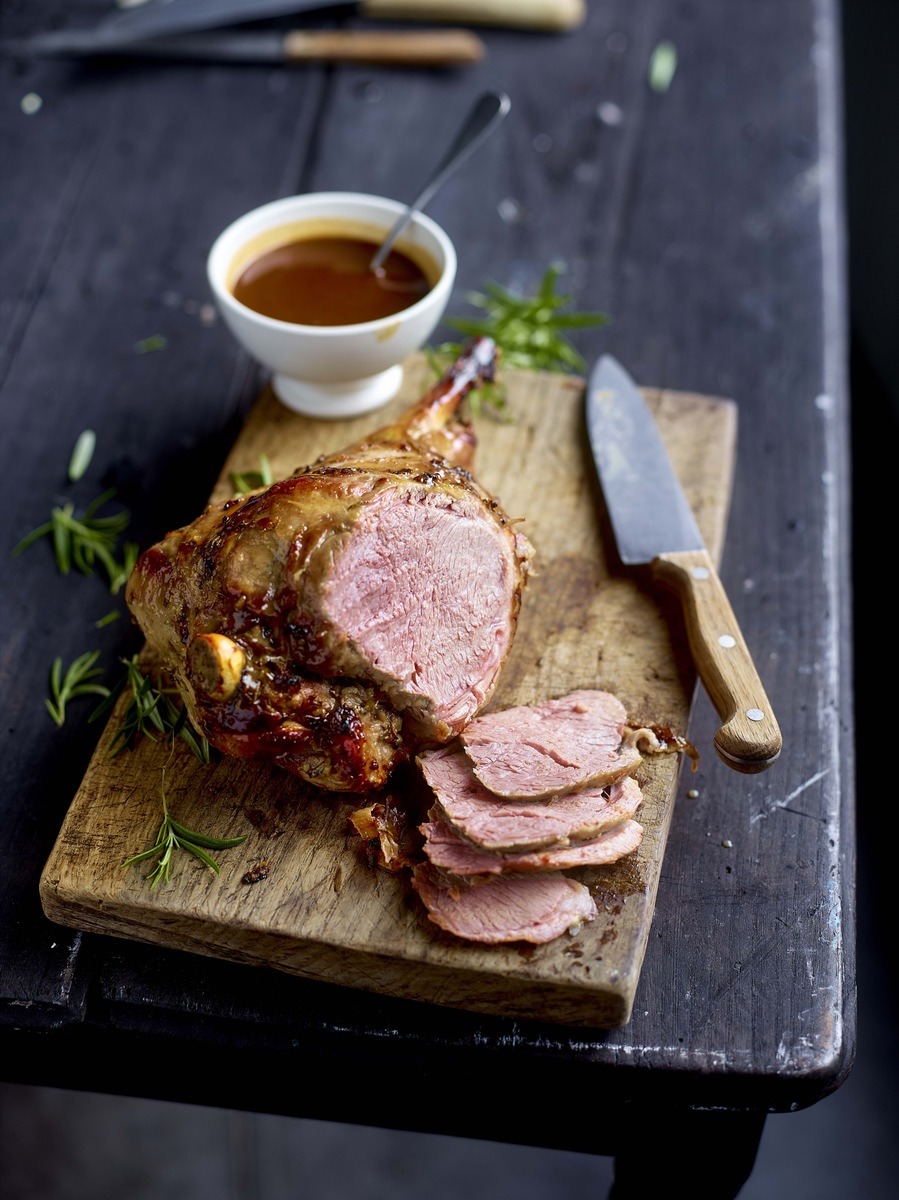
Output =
[{"x1": 39, "y1": 356, "x2": 736, "y2": 1028}]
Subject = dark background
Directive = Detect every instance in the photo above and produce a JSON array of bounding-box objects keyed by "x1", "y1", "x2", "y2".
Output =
[
  {"x1": 845, "y1": 0, "x2": 897, "y2": 986},
  {"x1": 844, "y1": 0, "x2": 899, "y2": 427}
]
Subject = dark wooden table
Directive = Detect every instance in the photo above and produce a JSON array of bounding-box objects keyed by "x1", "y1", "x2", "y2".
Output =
[{"x1": 0, "y1": 3, "x2": 854, "y2": 1196}]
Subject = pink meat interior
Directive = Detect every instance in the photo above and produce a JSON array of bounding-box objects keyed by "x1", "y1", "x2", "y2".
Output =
[{"x1": 322, "y1": 487, "x2": 516, "y2": 727}]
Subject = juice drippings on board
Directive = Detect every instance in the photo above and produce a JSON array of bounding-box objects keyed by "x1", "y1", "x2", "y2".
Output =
[{"x1": 232, "y1": 236, "x2": 432, "y2": 326}]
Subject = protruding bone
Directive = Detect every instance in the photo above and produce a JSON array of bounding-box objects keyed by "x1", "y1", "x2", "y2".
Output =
[
  {"x1": 187, "y1": 633, "x2": 246, "y2": 701},
  {"x1": 342, "y1": 335, "x2": 496, "y2": 469}
]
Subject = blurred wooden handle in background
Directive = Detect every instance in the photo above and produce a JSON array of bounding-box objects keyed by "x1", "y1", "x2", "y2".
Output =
[
  {"x1": 284, "y1": 28, "x2": 486, "y2": 64},
  {"x1": 359, "y1": 0, "x2": 586, "y2": 31}
]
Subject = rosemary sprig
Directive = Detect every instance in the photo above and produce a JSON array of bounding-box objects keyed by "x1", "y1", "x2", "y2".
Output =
[
  {"x1": 431, "y1": 263, "x2": 609, "y2": 416},
  {"x1": 13, "y1": 488, "x2": 139, "y2": 595},
  {"x1": 91, "y1": 654, "x2": 211, "y2": 762},
  {"x1": 121, "y1": 762, "x2": 246, "y2": 890},
  {"x1": 104, "y1": 669, "x2": 229, "y2": 890},
  {"x1": 46, "y1": 650, "x2": 111, "y2": 727},
  {"x1": 230, "y1": 453, "x2": 273, "y2": 497}
]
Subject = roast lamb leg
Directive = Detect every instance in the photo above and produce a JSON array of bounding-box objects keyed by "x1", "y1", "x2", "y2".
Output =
[{"x1": 126, "y1": 338, "x2": 533, "y2": 794}]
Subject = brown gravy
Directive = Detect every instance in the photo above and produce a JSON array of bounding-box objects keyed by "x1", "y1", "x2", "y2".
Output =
[{"x1": 231, "y1": 235, "x2": 433, "y2": 327}]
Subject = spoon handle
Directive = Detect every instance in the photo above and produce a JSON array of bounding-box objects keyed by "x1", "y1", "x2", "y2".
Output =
[{"x1": 370, "y1": 90, "x2": 511, "y2": 273}]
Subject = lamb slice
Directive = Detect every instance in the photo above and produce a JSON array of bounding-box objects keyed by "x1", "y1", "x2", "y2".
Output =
[
  {"x1": 460, "y1": 689, "x2": 642, "y2": 799},
  {"x1": 411, "y1": 863, "x2": 596, "y2": 945},
  {"x1": 421, "y1": 813, "x2": 644, "y2": 877},
  {"x1": 418, "y1": 745, "x2": 643, "y2": 853}
]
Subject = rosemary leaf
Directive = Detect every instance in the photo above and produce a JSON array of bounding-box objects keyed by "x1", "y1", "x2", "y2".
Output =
[
  {"x1": 11, "y1": 519, "x2": 53, "y2": 555},
  {"x1": 107, "y1": 541, "x2": 139, "y2": 596},
  {"x1": 649, "y1": 41, "x2": 678, "y2": 93},
  {"x1": 230, "y1": 453, "x2": 275, "y2": 497},
  {"x1": 167, "y1": 818, "x2": 247, "y2": 851},
  {"x1": 134, "y1": 335, "x2": 167, "y2": 354},
  {"x1": 46, "y1": 650, "x2": 110, "y2": 727},
  {"x1": 52, "y1": 505, "x2": 73, "y2": 575},
  {"x1": 176, "y1": 840, "x2": 223, "y2": 873},
  {"x1": 120, "y1": 841, "x2": 168, "y2": 866},
  {"x1": 68, "y1": 430, "x2": 96, "y2": 482}
]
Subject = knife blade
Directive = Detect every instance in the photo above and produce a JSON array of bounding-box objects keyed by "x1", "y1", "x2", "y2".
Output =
[
  {"x1": 586, "y1": 354, "x2": 782, "y2": 773},
  {"x1": 1, "y1": 27, "x2": 486, "y2": 67},
  {"x1": 95, "y1": 0, "x2": 587, "y2": 41}
]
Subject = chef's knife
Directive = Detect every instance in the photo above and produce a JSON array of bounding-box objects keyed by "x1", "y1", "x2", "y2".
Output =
[
  {"x1": 3, "y1": 0, "x2": 582, "y2": 61},
  {"x1": 94, "y1": 0, "x2": 586, "y2": 40},
  {"x1": 585, "y1": 354, "x2": 782, "y2": 773},
  {"x1": 2, "y1": 27, "x2": 486, "y2": 66}
]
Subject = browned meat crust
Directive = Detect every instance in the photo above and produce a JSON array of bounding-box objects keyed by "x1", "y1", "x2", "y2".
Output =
[{"x1": 126, "y1": 339, "x2": 533, "y2": 793}]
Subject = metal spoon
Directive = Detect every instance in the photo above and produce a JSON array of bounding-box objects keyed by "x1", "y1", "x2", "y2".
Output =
[{"x1": 370, "y1": 90, "x2": 511, "y2": 275}]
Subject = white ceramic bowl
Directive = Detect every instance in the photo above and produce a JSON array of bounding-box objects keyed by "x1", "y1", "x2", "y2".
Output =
[{"x1": 207, "y1": 192, "x2": 457, "y2": 419}]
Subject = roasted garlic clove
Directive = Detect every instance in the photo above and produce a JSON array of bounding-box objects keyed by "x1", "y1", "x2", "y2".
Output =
[{"x1": 187, "y1": 633, "x2": 246, "y2": 701}]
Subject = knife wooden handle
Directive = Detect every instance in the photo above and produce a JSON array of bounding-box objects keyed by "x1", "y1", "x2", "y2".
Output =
[
  {"x1": 283, "y1": 29, "x2": 485, "y2": 65},
  {"x1": 652, "y1": 548, "x2": 783, "y2": 773},
  {"x1": 360, "y1": 0, "x2": 586, "y2": 30}
]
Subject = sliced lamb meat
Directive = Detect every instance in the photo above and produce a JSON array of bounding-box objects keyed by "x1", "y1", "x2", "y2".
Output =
[
  {"x1": 417, "y1": 745, "x2": 643, "y2": 853},
  {"x1": 420, "y1": 812, "x2": 644, "y2": 876},
  {"x1": 459, "y1": 689, "x2": 643, "y2": 799},
  {"x1": 126, "y1": 338, "x2": 533, "y2": 793},
  {"x1": 411, "y1": 863, "x2": 597, "y2": 945}
]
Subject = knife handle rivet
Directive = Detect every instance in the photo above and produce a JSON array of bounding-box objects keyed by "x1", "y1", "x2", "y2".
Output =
[
  {"x1": 690, "y1": 566, "x2": 710, "y2": 580},
  {"x1": 746, "y1": 708, "x2": 766, "y2": 722},
  {"x1": 718, "y1": 634, "x2": 737, "y2": 648}
]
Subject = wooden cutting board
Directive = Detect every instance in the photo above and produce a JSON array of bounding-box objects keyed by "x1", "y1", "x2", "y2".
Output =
[{"x1": 39, "y1": 355, "x2": 737, "y2": 1029}]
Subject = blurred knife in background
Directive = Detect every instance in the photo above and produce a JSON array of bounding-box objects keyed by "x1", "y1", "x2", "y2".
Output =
[
  {"x1": 1, "y1": 27, "x2": 488, "y2": 67},
  {"x1": 95, "y1": 0, "x2": 586, "y2": 40},
  {"x1": 2, "y1": 0, "x2": 585, "y2": 65}
]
